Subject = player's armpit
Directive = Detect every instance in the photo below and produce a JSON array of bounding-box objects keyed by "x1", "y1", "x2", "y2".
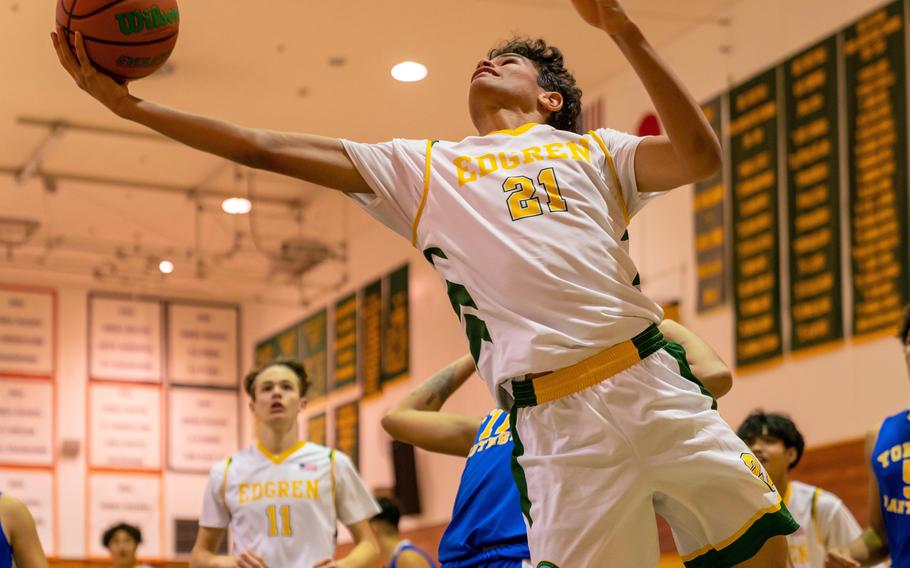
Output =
[
  {"x1": 634, "y1": 135, "x2": 720, "y2": 193},
  {"x1": 382, "y1": 410, "x2": 481, "y2": 457}
]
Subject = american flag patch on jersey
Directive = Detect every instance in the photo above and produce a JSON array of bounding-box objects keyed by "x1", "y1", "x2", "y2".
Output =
[{"x1": 297, "y1": 463, "x2": 317, "y2": 471}]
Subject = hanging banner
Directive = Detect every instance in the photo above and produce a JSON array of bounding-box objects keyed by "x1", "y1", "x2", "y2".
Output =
[
  {"x1": 167, "y1": 303, "x2": 238, "y2": 388},
  {"x1": 89, "y1": 383, "x2": 162, "y2": 471},
  {"x1": 88, "y1": 473, "x2": 161, "y2": 558},
  {"x1": 300, "y1": 310, "x2": 327, "y2": 400},
  {"x1": 693, "y1": 97, "x2": 728, "y2": 313},
  {"x1": 0, "y1": 287, "x2": 54, "y2": 377},
  {"x1": 89, "y1": 296, "x2": 163, "y2": 382},
  {"x1": 333, "y1": 294, "x2": 358, "y2": 391},
  {"x1": 168, "y1": 387, "x2": 240, "y2": 473},
  {"x1": 362, "y1": 279, "x2": 383, "y2": 398},
  {"x1": 307, "y1": 413, "x2": 326, "y2": 446},
  {"x1": 784, "y1": 35, "x2": 844, "y2": 351},
  {"x1": 844, "y1": 0, "x2": 909, "y2": 337},
  {"x1": 254, "y1": 324, "x2": 300, "y2": 367},
  {"x1": 0, "y1": 469, "x2": 55, "y2": 556},
  {"x1": 730, "y1": 67, "x2": 784, "y2": 368},
  {"x1": 382, "y1": 264, "x2": 410, "y2": 385},
  {"x1": 0, "y1": 379, "x2": 53, "y2": 466},
  {"x1": 334, "y1": 401, "x2": 360, "y2": 470}
]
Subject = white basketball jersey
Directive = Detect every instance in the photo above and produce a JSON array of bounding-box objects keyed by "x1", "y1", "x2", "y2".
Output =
[
  {"x1": 200, "y1": 442, "x2": 379, "y2": 567},
  {"x1": 344, "y1": 123, "x2": 663, "y2": 404},
  {"x1": 784, "y1": 480, "x2": 863, "y2": 568}
]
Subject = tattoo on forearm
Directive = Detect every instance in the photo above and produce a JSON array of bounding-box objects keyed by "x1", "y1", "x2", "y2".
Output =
[{"x1": 419, "y1": 364, "x2": 459, "y2": 408}]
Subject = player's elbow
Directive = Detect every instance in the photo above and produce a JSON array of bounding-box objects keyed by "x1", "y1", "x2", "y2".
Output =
[
  {"x1": 380, "y1": 412, "x2": 403, "y2": 440},
  {"x1": 689, "y1": 139, "x2": 723, "y2": 181}
]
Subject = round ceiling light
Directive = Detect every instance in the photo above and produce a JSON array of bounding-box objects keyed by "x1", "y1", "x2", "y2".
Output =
[
  {"x1": 222, "y1": 197, "x2": 252, "y2": 215},
  {"x1": 159, "y1": 260, "x2": 175, "y2": 274},
  {"x1": 391, "y1": 61, "x2": 427, "y2": 82}
]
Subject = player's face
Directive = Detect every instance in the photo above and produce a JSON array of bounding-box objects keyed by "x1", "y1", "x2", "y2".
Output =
[
  {"x1": 468, "y1": 53, "x2": 550, "y2": 122},
  {"x1": 249, "y1": 365, "x2": 305, "y2": 424},
  {"x1": 747, "y1": 435, "x2": 795, "y2": 484},
  {"x1": 107, "y1": 530, "x2": 138, "y2": 567}
]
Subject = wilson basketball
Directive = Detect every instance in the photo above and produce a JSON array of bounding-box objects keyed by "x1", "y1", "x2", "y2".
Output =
[{"x1": 56, "y1": 0, "x2": 179, "y2": 82}]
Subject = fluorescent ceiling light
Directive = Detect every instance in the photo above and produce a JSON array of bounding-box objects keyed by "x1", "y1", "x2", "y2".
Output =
[
  {"x1": 222, "y1": 197, "x2": 252, "y2": 215},
  {"x1": 391, "y1": 61, "x2": 427, "y2": 82}
]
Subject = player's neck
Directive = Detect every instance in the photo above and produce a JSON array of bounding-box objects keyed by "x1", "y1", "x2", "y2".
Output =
[
  {"x1": 473, "y1": 107, "x2": 546, "y2": 135},
  {"x1": 255, "y1": 420, "x2": 300, "y2": 456},
  {"x1": 776, "y1": 476, "x2": 790, "y2": 502}
]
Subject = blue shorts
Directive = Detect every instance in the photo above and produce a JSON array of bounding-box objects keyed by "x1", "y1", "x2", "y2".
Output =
[{"x1": 440, "y1": 544, "x2": 529, "y2": 568}]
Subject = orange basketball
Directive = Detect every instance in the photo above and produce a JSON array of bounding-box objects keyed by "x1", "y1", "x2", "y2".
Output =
[{"x1": 56, "y1": 0, "x2": 179, "y2": 82}]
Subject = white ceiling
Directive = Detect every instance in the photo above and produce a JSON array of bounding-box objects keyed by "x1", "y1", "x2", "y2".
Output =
[{"x1": 0, "y1": 0, "x2": 733, "y2": 302}]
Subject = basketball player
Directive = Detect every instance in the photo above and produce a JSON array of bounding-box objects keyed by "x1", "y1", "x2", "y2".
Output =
[
  {"x1": 825, "y1": 304, "x2": 910, "y2": 568},
  {"x1": 369, "y1": 497, "x2": 436, "y2": 568},
  {"x1": 52, "y1": 1, "x2": 796, "y2": 564},
  {"x1": 0, "y1": 492, "x2": 48, "y2": 568},
  {"x1": 102, "y1": 522, "x2": 152, "y2": 568},
  {"x1": 190, "y1": 359, "x2": 380, "y2": 568},
  {"x1": 381, "y1": 319, "x2": 733, "y2": 568},
  {"x1": 737, "y1": 412, "x2": 870, "y2": 568}
]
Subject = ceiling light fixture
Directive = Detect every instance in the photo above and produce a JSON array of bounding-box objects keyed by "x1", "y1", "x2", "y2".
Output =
[
  {"x1": 159, "y1": 260, "x2": 174, "y2": 274},
  {"x1": 222, "y1": 197, "x2": 252, "y2": 215},
  {"x1": 391, "y1": 61, "x2": 427, "y2": 82}
]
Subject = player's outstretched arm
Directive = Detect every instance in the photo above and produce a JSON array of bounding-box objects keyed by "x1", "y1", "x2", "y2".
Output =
[
  {"x1": 1, "y1": 495, "x2": 49, "y2": 568},
  {"x1": 381, "y1": 355, "x2": 481, "y2": 457},
  {"x1": 825, "y1": 431, "x2": 890, "y2": 567},
  {"x1": 190, "y1": 526, "x2": 269, "y2": 568},
  {"x1": 313, "y1": 520, "x2": 379, "y2": 568},
  {"x1": 50, "y1": 30, "x2": 371, "y2": 194},
  {"x1": 572, "y1": 0, "x2": 722, "y2": 193},
  {"x1": 658, "y1": 319, "x2": 732, "y2": 398}
]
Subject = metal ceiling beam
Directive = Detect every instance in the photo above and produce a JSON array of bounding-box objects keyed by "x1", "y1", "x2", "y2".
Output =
[
  {"x1": 0, "y1": 166, "x2": 302, "y2": 208},
  {"x1": 17, "y1": 115, "x2": 172, "y2": 143}
]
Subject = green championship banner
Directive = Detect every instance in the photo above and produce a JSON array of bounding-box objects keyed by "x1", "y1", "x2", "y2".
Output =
[
  {"x1": 784, "y1": 35, "x2": 844, "y2": 351},
  {"x1": 254, "y1": 323, "x2": 299, "y2": 366},
  {"x1": 334, "y1": 401, "x2": 360, "y2": 469},
  {"x1": 307, "y1": 413, "x2": 326, "y2": 446},
  {"x1": 730, "y1": 67, "x2": 783, "y2": 367},
  {"x1": 332, "y1": 293, "x2": 358, "y2": 391},
  {"x1": 844, "y1": 0, "x2": 909, "y2": 337},
  {"x1": 300, "y1": 310, "x2": 327, "y2": 400},
  {"x1": 382, "y1": 264, "x2": 410, "y2": 385},
  {"x1": 361, "y1": 279, "x2": 383, "y2": 398},
  {"x1": 693, "y1": 96, "x2": 727, "y2": 313}
]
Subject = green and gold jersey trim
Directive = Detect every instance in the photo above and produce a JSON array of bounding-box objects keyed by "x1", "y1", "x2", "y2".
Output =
[
  {"x1": 588, "y1": 130, "x2": 631, "y2": 225},
  {"x1": 257, "y1": 441, "x2": 307, "y2": 465},
  {"x1": 220, "y1": 456, "x2": 232, "y2": 513},
  {"x1": 411, "y1": 140, "x2": 437, "y2": 246},
  {"x1": 487, "y1": 122, "x2": 541, "y2": 137}
]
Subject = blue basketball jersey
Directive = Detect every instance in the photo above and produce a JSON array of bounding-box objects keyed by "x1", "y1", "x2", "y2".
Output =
[
  {"x1": 388, "y1": 540, "x2": 437, "y2": 568},
  {"x1": 872, "y1": 410, "x2": 910, "y2": 567},
  {"x1": 0, "y1": 493, "x2": 11, "y2": 568},
  {"x1": 438, "y1": 410, "x2": 529, "y2": 567}
]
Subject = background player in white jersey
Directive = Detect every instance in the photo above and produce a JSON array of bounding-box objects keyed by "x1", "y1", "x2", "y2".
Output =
[
  {"x1": 190, "y1": 359, "x2": 379, "y2": 568},
  {"x1": 53, "y1": 0, "x2": 796, "y2": 564},
  {"x1": 738, "y1": 412, "x2": 870, "y2": 568}
]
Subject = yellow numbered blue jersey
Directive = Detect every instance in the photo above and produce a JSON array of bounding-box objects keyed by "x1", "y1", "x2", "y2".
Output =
[
  {"x1": 872, "y1": 410, "x2": 910, "y2": 567},
  {"x1": 200, "y1": 442, "x2": 379, "y2": 568},
  {"x1": 344, "y1": 124, "x2": 663, "y2": 406},
  {"x1": 438, "y1": 410, "x2": 529, "y2": 566}
]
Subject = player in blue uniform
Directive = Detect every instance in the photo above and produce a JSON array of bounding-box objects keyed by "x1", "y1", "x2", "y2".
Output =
[
  {"x1": 371, "y1": 497, "x2": 436, "y2": 568},
  {"x1": 382, "y1": 319, "x2": 732, "y2": 568},
  {"x1": 826, "y1": 304, "x2": 910, "y2": 568},
  {"x1": 0, "y1": 492, "x2": 48, "y2": 568}
]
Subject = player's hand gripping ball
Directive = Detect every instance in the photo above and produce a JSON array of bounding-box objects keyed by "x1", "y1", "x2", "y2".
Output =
[{"x1": 55, "y1": 0, "x2": 179, "y2": 82}]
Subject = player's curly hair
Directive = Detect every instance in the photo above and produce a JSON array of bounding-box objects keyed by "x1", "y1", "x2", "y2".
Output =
[
  {"x1": 736, "y1": 411, "x2": 805, "y2": 470},
  {"x1": 102, "y1": 522, "x2": 142, "y2": 547},
  {"x1": 899, "y1": 303, "x2": 910, "y2": 345},
  {"x1": 488, "y1": 37, "x2": 583, "y2": 133},
  {"x1": 243, "y1": 357, "x2": 310, "y2": 399}
]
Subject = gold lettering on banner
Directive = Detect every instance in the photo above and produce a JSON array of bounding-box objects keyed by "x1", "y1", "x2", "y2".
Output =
[{"x1": 846, "y1": 5, "x2": 907, "y2": 335}]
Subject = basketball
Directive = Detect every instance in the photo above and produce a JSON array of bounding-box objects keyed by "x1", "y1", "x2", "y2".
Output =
[{"x1": 55, "y1": 0, "x2": 179, "y2": 82}]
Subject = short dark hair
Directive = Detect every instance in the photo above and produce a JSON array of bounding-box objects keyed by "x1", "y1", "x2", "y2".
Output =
[
  {"x1": 371, "y1": 496, "x2": 401, "y2": 530},
  {"x1": 899, "y1": 303, "x2": 910, "y2": 344},
  {"x1": 243, "y1": 358, "x2": 309, "y2": 399},
  {"x1": 488, "y1": 37, "x2": 583, "y2": 133},
  {"x1": 102, "y1": 522, "x2": 141, "y2": 548},
  {"x1": 737, "y1": 411, "x2": 805, "y2": 470}
]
